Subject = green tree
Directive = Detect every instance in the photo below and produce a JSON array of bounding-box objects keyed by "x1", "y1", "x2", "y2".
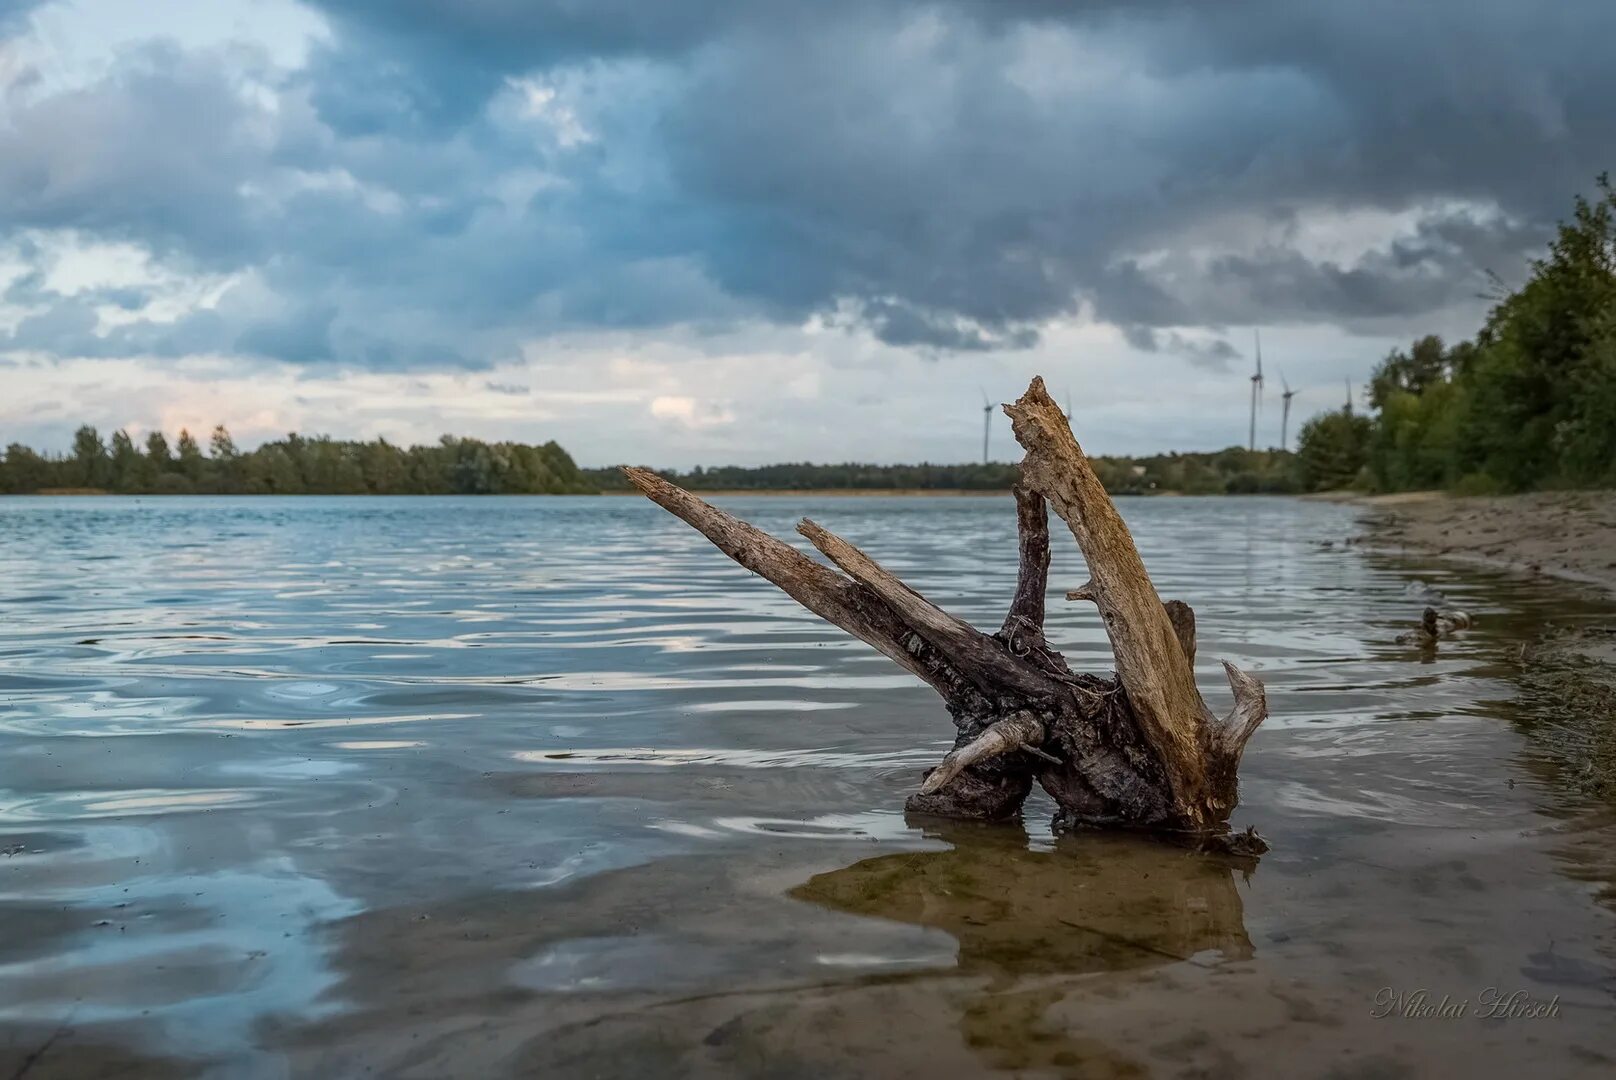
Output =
[
  {"x1": 142, "y1": 431, "x2": 175, "y2": 489},
  {"x1": 1367, "y1": 335, "x2": 1455, "y2": 411},
  {"x1": 1464, "y1": 174, "x2": 1616, "y2": 489},
  {"x1": 361, "y1": 439, "x2": 410, "y2": 493},
  {"x1": 300, "y1": 437, "x2": 366, "y2": 493},
  {"x1": 209, "y1": 424, "x2": 242, "y2": 492},
  {"x1": 2, "y1": 444, "x2": 48, "y2": 493},
  {"x1": 71, "y1": 425, "x2": 108, "y2": 489},
  {"x1": 145, "y1": 431, "x2": 172, "y2": 470},
  {"x1": 176, "y1": 428, "x2": 206, "y2": 485},
  {"x1": 1556, "y1": 317, "x2": 1616, "y2": 484},
  {"x1": 1296, "y1": 411, "x2": 1372, "y2": 491},
  {"x1": 108, "y1": 429, "x2": 144, "y2": 492},
  {"x1": 244, "y1": 445, "x2": 304, "y2": 493}
]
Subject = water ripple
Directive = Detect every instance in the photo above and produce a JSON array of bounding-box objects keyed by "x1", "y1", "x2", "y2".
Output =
[{"x1": 3, "y1": 493, "x2": 1613, "y2": 1073}]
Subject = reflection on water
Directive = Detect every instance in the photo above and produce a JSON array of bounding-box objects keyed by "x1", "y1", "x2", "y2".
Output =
[
  {"x1": 794, "y1": 821, "x2": 1254, "y2": 978},
  {"x1": 1, "y1": 494, "x2": 1615, "y2": 1077},
  {"x1": 794, "y1": 822, "x2": 1255, "y2": 1075}
]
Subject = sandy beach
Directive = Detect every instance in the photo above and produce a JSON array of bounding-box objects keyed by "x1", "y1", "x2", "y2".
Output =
[{"x1": 1347, "y1": 489, "x2": 1616, "y2": 597}]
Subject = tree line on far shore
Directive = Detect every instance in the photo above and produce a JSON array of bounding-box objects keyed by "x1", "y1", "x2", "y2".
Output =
[
  {"x1": 2, "y1": 426, "x2": 1304, "y2": 497},
  {"x1": 581, "y1": 449, "x2": 1302, "y2": 495},
  {"x1": 1295, "y1": 174, "x2": 1616, "y2": 493},
  {"x1": 0, "y1": 426, "x2": 592, "y2": 495}
]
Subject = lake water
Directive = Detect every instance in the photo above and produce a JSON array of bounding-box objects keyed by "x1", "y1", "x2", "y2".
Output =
[{"x1": 2, "y1": 494, "x2": 1614, "y2": 1078}]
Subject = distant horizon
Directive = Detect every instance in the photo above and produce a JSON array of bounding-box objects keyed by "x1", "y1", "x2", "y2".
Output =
[
  {"x1": 2, "y1": 422, "x2": 1303, "y2": 472},
  {"x1": 2, "y1": 423, "x2": 1303, "y2": 496}
]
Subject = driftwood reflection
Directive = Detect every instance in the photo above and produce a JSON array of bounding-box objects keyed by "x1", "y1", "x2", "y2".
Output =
[
  {"x1": 792, "y1": 820, "x2": 1255, "y2": 1074},
  {"x1": 793, "y1": 820, "x2": 1255, "y2": 980}
]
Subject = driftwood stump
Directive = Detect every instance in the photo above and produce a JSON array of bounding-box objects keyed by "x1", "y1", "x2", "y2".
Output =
[{"x1": 624, "y1": 377, "x2": 1269, "y2": 846}]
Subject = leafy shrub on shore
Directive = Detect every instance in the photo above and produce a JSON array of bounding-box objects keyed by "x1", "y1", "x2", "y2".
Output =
[{"x1": 1294, "y1": 411, "x2": 1372, "y2": 492}]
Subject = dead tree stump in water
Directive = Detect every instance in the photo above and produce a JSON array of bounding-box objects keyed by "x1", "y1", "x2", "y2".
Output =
[{"x1": 624, "y1": 377, "x2": 1269, "y2": 847}]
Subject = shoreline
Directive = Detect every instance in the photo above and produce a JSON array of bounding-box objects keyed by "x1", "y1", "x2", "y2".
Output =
[
  {"x1": 1344, "y1": 489, "x2": 1616, "y2": 597},
  {"x1": 595, "y1": 488, "x2": 1305, "y2": 498},
  {"x1": 1349, "y1": 489, "x2": 1616, "y2": 802},
  {"x1": 9, "y1": 488, "x2": 1291, "y2": 499}
]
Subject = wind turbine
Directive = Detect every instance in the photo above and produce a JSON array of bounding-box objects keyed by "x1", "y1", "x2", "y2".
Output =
[
  {"x1": 980, "y1": 388, "x2": 994, "y2": 464},
  {"x1": 1279, "y1": 371, "x2": 1297, "y2": 452},
  {"x1": 1248, "y1": 330, "x2": 1265, "y2": 451}
]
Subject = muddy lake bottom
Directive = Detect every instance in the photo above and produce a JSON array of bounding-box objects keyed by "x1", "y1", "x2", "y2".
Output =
[{"x1": 1, "y1": 495, "x2": 1613, "y2": 1078}]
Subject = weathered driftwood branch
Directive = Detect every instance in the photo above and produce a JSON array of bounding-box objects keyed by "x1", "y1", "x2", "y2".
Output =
[
  {"x1": 624, "y1": 375, "x2": 1269, "y2": 842},
  {"x1": 918, "y1": 711, "x2": 1047, "y2": 795},
  {"x1": 1001, "y1": 484, "x2": 1050, "y2": 650}
]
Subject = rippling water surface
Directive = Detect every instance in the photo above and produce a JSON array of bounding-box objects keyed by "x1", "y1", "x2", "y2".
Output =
[{"x1": 2, "y1": 494, "x2": 1614, "y2": 1078}]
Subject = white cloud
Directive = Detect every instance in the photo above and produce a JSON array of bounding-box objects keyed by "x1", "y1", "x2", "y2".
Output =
[
  {"x1": 0, "y1": 229, "x2": 243, "y2": 337},
  {"x1": 649, "y1": 395, "x2": 734, "y2": 429},
  {"x1": 505, "y1": 76, "x2": 594, "y2": 149},
  {"x1": 239, "y1": 167, "x2": 405, "y2": 214},
  {"x1": 0, "y1": 315, "x2": 1406, "y2": 464},
  {"x1": 18, "y1": 0, "x2": 327, "y2": 97}
]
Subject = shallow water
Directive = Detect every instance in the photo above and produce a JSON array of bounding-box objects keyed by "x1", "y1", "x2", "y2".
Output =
[{"x1": 1, "y1": 494, "x2": 1613, "y2": 1078}]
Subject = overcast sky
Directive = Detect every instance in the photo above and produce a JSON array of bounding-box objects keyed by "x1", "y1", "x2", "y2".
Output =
[{"x1": 2, "y1": 0, "x2": 1609, "y2": 466}]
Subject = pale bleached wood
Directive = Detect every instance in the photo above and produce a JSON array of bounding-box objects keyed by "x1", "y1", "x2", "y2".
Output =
[
  {"x1": 918, "y1": 712, "x2": 1045, "y2": 795},
  {"x1": 1003, "y1": 377, "x2": 1214, "y2": 816},
  {"x1": 1164, "y1": 599, "x2": 1197, "y2": 668},
  {"x1": 1213, "y1": 660, "x2": 1267, "y2": 757}
]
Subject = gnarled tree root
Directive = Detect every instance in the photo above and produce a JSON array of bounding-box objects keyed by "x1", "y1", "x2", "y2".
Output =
[{"x1": 624, "y1": 376, "x2": 1269, "y2": 845}]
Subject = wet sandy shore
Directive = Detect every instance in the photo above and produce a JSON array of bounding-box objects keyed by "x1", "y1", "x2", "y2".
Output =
[
  {"x1": 1344, "y1": 490, "x2": 1616, "y2": 597},
  {"x1": 1353, "y1": 489, "x2": 1616, "y2": 720}
]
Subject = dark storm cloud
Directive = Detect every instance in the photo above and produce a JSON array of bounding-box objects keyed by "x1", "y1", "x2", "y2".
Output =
[
  {"x1": 857, "y1": 299, "x2": 1040, "y2": 352},
  {"x1": 3, "y1": 0, "x2": 1613, "y2": 369},
  {"x1": 302, "y1": 0, "x2": 767, "y2": 131},
  {"x1": 644, "y1": 0, "x2": 1615, "y2": 342},
  {"x1": 1101, "y1": 204, "x2": 1552, "y2": 332},
  {"x1": 235, "y1": 303, "x2": 338, "y2": 365},
  {"x1": 0, "y1": 44, "x2": 279, "y2": 263},
  {"x1": 0, "y1": 1, "x2": 46, "y2": 32},
  {"x1": 1121, "y1": 327, "x2": 1240, "y2": 373}
]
